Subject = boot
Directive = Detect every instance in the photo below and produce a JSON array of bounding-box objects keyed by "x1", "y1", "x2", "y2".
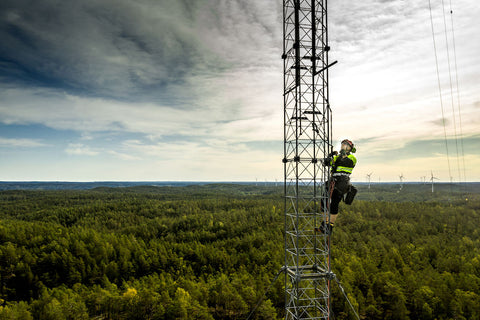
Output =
[{"x1": 315, "y1": 221, "x2": 333, "y2": 235}]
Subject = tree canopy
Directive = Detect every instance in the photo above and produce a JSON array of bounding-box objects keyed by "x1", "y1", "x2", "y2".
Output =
[{"x1": 0, "y1": 184, "x2": 479, "y2": 319}]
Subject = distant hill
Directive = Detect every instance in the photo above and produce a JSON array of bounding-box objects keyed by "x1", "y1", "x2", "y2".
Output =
[
  {"x1": 0, "y1": 181, "x2": 230, "y2": 191},
  {"x1": 1, "y1": 181, "x2": 478, "y2": 204}
]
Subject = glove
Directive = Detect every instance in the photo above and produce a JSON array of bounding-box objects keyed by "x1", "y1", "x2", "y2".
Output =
[{"x1": 328, "y1": 151, "x2": 338, "y2": 158}]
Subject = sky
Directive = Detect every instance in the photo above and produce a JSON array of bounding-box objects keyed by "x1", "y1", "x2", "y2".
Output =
[{"x1": 0, "y1": 0, "x2": 479, "y2": 182}]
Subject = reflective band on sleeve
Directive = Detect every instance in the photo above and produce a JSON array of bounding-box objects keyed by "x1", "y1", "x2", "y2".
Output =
[
  {"x1": 348, "y1": 154, "x2": 357, "y2": 166},
  {"x1": 331, "y1": 155, "x2": 338, "y2": 166}
]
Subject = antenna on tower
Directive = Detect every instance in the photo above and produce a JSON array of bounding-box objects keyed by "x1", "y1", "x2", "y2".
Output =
[{"x1": 430, "y1": 171, "x2": 439, "y2": 193}]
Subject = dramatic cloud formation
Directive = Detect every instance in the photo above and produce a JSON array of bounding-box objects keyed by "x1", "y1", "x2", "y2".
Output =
[{"x1": 0, "y1": 0, "x2": 479, "y2": 181}]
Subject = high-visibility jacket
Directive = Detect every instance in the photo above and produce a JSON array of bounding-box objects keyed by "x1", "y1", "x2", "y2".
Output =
[{"x1": 331, "y1": 154, "x2": 357, "y2": 174}]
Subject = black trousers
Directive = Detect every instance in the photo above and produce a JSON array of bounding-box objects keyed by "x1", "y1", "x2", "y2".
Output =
[
  {"x1": 329, "y1": 188, "x2": 344, "y2": 215},
  {"x1": 328, "y1": 175, "x2": 350, "y2": 215}
]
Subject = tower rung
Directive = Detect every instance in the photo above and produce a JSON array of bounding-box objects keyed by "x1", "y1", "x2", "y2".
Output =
[
  {"x1": 286, "y1": 266, "x2": 334, "y2": 280},
  {"x1": 302, "y1": 55, "x2": 322, "y2": 60},
  {"x1": 290, "y1": 65, "x2": 310, "y2": 70},
  {"x1": 290, "y1": 116, "x2": 309, "y2": 120},
  {"x1": 284, "y1": 85, "x2": 297, "y2": 96}
]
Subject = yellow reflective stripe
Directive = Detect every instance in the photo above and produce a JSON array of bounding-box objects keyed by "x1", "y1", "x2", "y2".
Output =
[
  {"x1": 336, "y1": 166, "x2": 353, "y2": 173},
  {"x1": 330, "y1": 155, "x2": 338, "y2": 166},
  {"x1": 348, "y1": 154, "x2": 357, "y2": 166}
]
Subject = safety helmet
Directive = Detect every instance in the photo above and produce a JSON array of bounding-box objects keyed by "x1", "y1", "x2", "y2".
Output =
[{"x1": 341, "y1": 139, "x2": 356, "y2": 153}]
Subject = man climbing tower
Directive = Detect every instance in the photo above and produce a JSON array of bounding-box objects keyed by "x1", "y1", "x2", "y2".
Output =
[{"x1": 315, "y1": 139, "x2": 357, "y2": 235}]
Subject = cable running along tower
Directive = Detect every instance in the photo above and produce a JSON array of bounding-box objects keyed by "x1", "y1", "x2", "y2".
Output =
[{"x1": 283, "y1": 0, "x2": 334, "y2": 318}]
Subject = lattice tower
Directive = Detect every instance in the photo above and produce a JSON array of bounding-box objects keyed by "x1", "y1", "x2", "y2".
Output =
[{"x1": 283, "y1": 0, "x2": 334, "y2": 318}]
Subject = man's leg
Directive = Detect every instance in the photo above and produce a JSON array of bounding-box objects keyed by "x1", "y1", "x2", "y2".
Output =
[
  {"x1": 329, "y1": 189, "x2": 342, "y2": 214},
  {"x1": 316, "y1": 190, "x2": 342, "y2": 234},
  {"x1": 327, "y1": 189, "x2": 343, "y2": 228}
]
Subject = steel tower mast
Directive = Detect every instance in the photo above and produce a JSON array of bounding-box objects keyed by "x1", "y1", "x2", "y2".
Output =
[{"x1": 282, "y1": 0, "x2": 333, "y2": 318}]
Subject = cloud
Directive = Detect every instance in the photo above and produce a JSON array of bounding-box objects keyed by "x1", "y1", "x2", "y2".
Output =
[
  {"x1": 0, "y1": 73, "x2": 281, "y2": 144},
  {"x1": 0, "y1": 0, "x2": 223, "y2": 101},
  {"x1": 2, "y1": 0, "x2": 476, "y2": 145},
  {"x1": 0, "y1": 0, "x2": 284, "y2": 149},
  {"x1": 107, "y1": 150, "x2": 141, "y2": 161},
  {"x1": 0, "y1": 137, "x2": 47, "y2": 147},
  {"x1": 0, "y1": 0, "x2": 479, "y2": 181},
  {"x1": 353, "y1": 134, "x2": 479, "y2": 181},
  {"x1": 431, "y1": 117, "x2": 451, "y2": 127},
  {"x1": 368, "y1": 133, "x2": 478, "y2": 155},
  {"x1": 117, "y1": 138, "x2": 281, "y2": 181},
  {"x1": 65, "y1": 143, "x2": 99, "y2": 156},
  {"x1": 0, "y1": 0, "x2": 282, "y2": 103},
  {"x1": 80, "y1": 133, "x2": 94, "y2": 141}
]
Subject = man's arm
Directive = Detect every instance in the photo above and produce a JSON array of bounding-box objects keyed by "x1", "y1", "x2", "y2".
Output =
[{"x1": 321, "y1": 151, "x2": 338, "y2": 166}]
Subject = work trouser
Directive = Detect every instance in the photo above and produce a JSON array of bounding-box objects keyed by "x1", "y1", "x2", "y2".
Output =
[
  {"x1": 329, "y1": 188, "x2": 345, "y2": 215},
  {"x1": 327, "y1": 175, "x2": 351, "y2": 215}
]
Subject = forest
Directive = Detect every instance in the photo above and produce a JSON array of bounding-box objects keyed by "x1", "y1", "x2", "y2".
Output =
[{"x1": 0, "y1": 183, "x2": 479, "y2": 319}]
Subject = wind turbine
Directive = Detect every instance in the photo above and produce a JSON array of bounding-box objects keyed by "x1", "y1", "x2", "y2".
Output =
[
  {"x1": 366, "y1": 172, "x2": 372, "y2": 190},
  {"x1": 421, "y1": 176, "x2": 427, "y2": 184},
  {"x1": 430, "y1": 171, "x2": 439, "y2": 193},
  {"x1": 399, "y1": 173, "x2": 404, "y2": 190}
]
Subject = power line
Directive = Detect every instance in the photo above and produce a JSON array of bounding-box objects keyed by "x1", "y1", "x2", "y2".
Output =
[
  {"x1": 440, "y1": 0, "x2": 462, "y2": 183},
  {"x1": 428, "y1": 0, "x2": 452, "y2": 181},
  {"x1": 334, "y1": 278, "x2": 361, "y2": 320},
  {"x1": 448, "y1": 0, "x2": 467, "y2": 185}
]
